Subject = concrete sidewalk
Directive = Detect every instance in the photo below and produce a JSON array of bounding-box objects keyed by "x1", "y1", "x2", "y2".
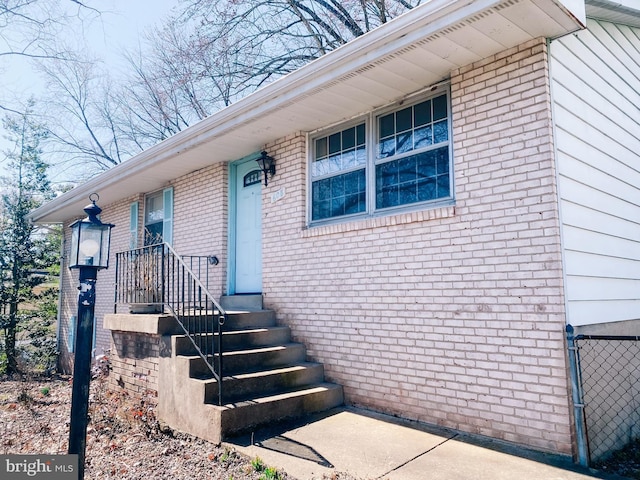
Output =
[{"x1": 226, "y1": 407, "x2": 616, "y2": 480}]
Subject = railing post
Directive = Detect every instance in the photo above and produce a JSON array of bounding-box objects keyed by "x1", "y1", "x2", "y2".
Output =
[
  {"x1": 161, "y1": 245, "x2": 166, "y2": 308},
  {"x1": 218, "y1": 313, "x2": 225, "y2": 406},
  {"x1": 566, "y1": 324, "x2": 589, "y2": 466},
  {"x1": 113, "y1": 253, "x2": 119, "y2": 314}
]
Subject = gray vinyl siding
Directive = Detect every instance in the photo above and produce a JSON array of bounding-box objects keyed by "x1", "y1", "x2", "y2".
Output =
[{"x1": 550, "y1": 18, "x2": 640, "y2": 326}]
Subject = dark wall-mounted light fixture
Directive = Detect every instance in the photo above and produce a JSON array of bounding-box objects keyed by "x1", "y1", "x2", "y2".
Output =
[{"x1": 256, "y1": 151, "x2": 276, "y2": 186}]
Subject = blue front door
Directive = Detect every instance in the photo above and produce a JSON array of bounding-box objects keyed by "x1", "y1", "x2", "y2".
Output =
[{"x1": 232, "y1": 158, "x2": 262, "y2": 293}]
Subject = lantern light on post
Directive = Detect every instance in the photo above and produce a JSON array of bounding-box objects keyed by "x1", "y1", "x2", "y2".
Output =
[
  {"x1": 256, "y1": 151, "x2": 276, "y2": 186},
  {"x1": 67, "y1": 193, "x2": 114, "y2": 480},
  {"x1": 69, "y1": 194, "x2": 113, "y2": 269}
]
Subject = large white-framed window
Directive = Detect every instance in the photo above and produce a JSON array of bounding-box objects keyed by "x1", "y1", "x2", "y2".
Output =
[
  {"x1": 309, "y1": 89, "x2": 453, "y2": 224},
  {"x1": 311, "y1": 121, "x2": 367, "y2": 221}
]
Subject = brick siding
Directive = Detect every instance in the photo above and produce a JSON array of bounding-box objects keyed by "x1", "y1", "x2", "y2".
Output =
[
  {"x1": 57, "y1": 38, "x2": 573, "y2": 455},
  {"x1": 108, "y1": 331, "x2": 160, "y2": 398},
  {"x1": 260, "y1": 38, "x2": 573, "y2": 455}
]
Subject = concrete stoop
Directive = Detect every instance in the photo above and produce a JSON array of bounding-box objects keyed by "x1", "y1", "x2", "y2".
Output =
[{"x1": 158, "y1": 306, "x2": 344, "y2": 444}]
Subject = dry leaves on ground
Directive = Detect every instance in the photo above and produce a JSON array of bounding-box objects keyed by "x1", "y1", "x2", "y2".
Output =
[{"x1": 0, "y1": 375, "x2": 359, "y2": 480}]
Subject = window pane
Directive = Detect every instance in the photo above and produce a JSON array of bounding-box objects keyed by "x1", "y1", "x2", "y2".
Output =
[
  {"x1": 313, "y1": 122, "x2": 366, "y2": 179},
  {"x1": 316, "y1": 137, "x2": 327, "y2": 159},
  {"x1": 399, "y1": 183, "x2": 417, "y2": 204},
  {"x1": 144, "y1": 222, "x2": 163, "y2": 245},
  {"x1": 396, "y1": 132, "x2": 413, "y2": 154},
  {"x1": 433, "y1": 94, "x2": 447, "y2": 120},
  {"x1": 312, "y1": 158, "x2": 330, "y2": 177},
  {"x1": 331, "y1": 174, "x2": 345, "y2": 197},
  {"x1": 344, "y1": 169, "x2": 361, "y2": 192},
  {"x1": 356, "y1": 123, "x2": 365, "y2": 145},
  {"x1": 436, "y1": 147, "x2": 449, "y2": 173},
  {"x1": 145, "y1": 192, "x2": 163, "y2": 226},
  {"x1": 329, "y1": 132, "x2": 341, "y2": 154},
  {"x1": 414, "y1": 100, "x2": 431, "y2": 126},
  {"x1": 399, "y1": 156, "x2": 417, "y2": 183},
  {"x1": 330, "y1": 153, "x2": 342, "y2": 173},
  {"x1": 313, "y1": 178, "x2": 330, "y2": 201},
  {"x1": 343, "y1": 127, "x2": 355, "y2": 150},
  {"x1": 313, "y1": 198, "x2": 331, "y2": 220},
  {"x1": 376, "y1": 146, "x2": 450, "y2": 209},
  {"x1": 356, "y1": 145, "x2": 367, "y2": 165},
  {"x1": 434, "y1": 120, "x2": 448, "y2": 143},
  {"x1": 417, "y1": 151, "x2": 437, "y2": 177},
  {"x1": 312, "y1": 169, "x2": 366, "y2": 221},
  {"x1": 377, "y1": 184, "x2": 399, "y2": 209},
  {"x1": 437, "y1": 173, "x2": 450, "y2": 197},
  {"x1": 417, "y1": 177, "x2": 437, "y2": 202},
  {"x1": 343, "y1": 149, "x2": 357, "y2": 169},
  {"x1": 396, "y1": 107, "x2": 412, "y2": 132},
  {"x1": 415, "y1": 126, "x2": 432, "y2": 149},
  {"x1": 379, "y1": 113, "x2": 394, "y2": 139},
  {"x1": 377, "y1": 94, "x2": 449, "y2": 159},
  {"x1": 379, "y1": 137, "x2": 395, "y2": 158},
  {"x1": 377, "y1": 160, "x2": 399, "y2": 187},
  {"x1": 344, "y1": 193, "x2": 362, "y2": 214}
]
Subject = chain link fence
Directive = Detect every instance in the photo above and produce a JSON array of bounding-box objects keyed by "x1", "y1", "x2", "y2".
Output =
[{"x1": 572, "y1": 334, "x2": 640, "y2": 463}]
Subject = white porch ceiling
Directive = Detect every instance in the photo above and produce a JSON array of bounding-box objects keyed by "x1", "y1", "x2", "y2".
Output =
[{"x1": 31, "y1": 0, "x2": 585, "y2": 223}]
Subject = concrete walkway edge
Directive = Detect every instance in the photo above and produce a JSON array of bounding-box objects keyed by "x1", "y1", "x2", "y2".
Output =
[{"x1": 226, "y1": 407, "x2": 623, "y2": 480}]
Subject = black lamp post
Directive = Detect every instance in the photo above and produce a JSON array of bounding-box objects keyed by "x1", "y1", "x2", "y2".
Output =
[{"x1": 67, "y1": 193, "x2": 114, "y2": 480}]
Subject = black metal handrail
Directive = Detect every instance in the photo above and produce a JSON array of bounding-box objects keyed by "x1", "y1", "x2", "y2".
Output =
[{"x1": 114, "y1": 243, "x2": 226, "y2": 405}]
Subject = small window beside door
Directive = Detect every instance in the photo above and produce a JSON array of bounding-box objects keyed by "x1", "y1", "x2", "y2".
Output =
[
  {"x1": 145, "y1": 191, "x2": 164, "y2": 245},
  {"x1": 141, "y1": 187, "x2": 173, "y2": 246}
]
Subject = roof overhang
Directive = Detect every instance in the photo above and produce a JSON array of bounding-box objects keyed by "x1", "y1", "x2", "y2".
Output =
[
  {"x1": 31, "y1": 0, "x2": 586, "y2": 224},
  {"x1": 585, "y1": 0, "x2": 640, "y2": 27}
]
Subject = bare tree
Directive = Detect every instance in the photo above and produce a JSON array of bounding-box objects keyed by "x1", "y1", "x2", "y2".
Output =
[
  {"x1": 21, "y1": 1, "x2": 420, "y2": 176},
  {"x1": 179, "y1": 0, "x2": 421, "y2": 79},
  {"x1": 0, "y1": 0, "x2": 98, "y2": 113},
  {"x1": 109, "y1": 0, "x2": 420, "y2": 148},
  {"x1": 36, "y1": 52, "x2": 133, "y2": 178}
]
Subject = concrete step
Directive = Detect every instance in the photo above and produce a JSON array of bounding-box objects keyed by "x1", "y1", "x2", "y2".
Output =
[
  {"x1": 159, "y1": 301, "x2": 344, "y2": 445},
  {"x1": 173, "y1": 326, "x2": 291, "y2": 356},
  {"x1": 220, "y1": 294, "x2": 263, "y2": 311},
  {"x1": 178, "y1": 309, "x2": 276, "y2": 332},
  {"x1": 223, "y1": 310, "x2": 276, "y2": 330},
  {"x1": 223, "y1": 343, "x2": 306, "y2": 373},
  {"x1": 186, "y1": 343, "x2": 306, "y2": 378},
  {"x1": 202, "y1": 363, "x2": 325, "y2": 404},
  {"x1": 220, "y1": 383, "x2": 344, "y2": 438}
]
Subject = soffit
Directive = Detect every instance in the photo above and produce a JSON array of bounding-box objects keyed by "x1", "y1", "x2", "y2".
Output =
[{"x1": 31, "y1": 0, "x2": 585, "y2": 223}]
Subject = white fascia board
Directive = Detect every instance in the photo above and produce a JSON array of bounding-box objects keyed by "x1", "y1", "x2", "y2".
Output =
[
  {"x1": 585, "y1": 0, "x2": 640, "y2": 26},
  {"x1": 589, "y1": 0, "x2": 640, "y2": 12},
  {"x1": 30, "y1": 0, "x2": 585, "y2": 224},
  {"x1": 29, "y1": 0, "x2": 498, "y2": 224}
]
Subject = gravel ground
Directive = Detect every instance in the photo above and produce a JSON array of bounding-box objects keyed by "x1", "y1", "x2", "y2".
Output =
[{"x1": 0, "y1": 375, "x2": 360, "y2": 480}]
